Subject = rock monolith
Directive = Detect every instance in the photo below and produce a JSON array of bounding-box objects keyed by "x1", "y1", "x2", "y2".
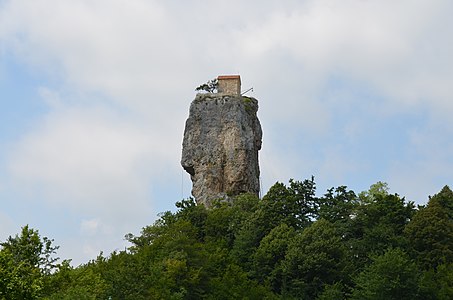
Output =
[{"x1": 181, "y1": 93, "x2": 262, "y2": 207}]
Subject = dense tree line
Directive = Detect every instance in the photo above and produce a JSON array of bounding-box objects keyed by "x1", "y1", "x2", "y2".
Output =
[{"x1": 1, "y1": 179, "x2": 452, "y2": 299}]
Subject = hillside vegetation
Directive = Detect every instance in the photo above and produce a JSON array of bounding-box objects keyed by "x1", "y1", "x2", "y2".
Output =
[{"x1": 1, "y1": 179, "x2": 452, "y2": 299}]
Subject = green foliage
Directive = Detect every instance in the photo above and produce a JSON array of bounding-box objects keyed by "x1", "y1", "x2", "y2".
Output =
[
  {"x1": 405, "y1": 185, "x2": 453, "y2": 269},
  {"x1": 230, "y1": 179, "x2": 318, "y2": 270},
  {"x1": 242, "y1": 96, "x2": 254, "y2": 113},
  {"x1": 358, "y1": 181, "x2": 389, "y2": 203},
  {"x1": 195, "y1": 78, "x2": 218, "y2": 93},
  {"x1": 319, "y1": 186, "x2": 357, "y2": 224},
  {"x1": 0, "y1": 225, "x2": 59, "y2": 299},
  {"x1": 1, "y1": 225, "x2": 59, "y2": 275},
  {"x1": 207, "y1": 264, "x2": 277, "y2": 300},
  {"x1": 316, "y1": 282, "x2": 346, "y2": 300},
  {"x1": 418, "y1": 263, "x2": 453, "y2": 300},
  {"x1": 252, "y1": 223, "x2": 296, "y2": 292},
  {"x1": 0, "y1": 249, "x2": 43, "y2": 299},
  {"x1": 347, "y1": 191, "x2": 415, "y2": 268},
  {"x1": 3, "y1": 180, "x2": 452, "y2": 299},
  {"x1": 282, "y1": 219, "x2": 349, "y2": 298},
  {"x1": 351, "y1": 248, "x2": 419, "y2": 300},
  {"x1": 43, "y1": 260, "x2": 108, "y2": 299}
]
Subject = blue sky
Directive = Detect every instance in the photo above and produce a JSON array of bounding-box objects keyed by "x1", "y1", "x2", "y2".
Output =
[{"x1": 1, "y1": 0, "x2": 453, "y2": 265}]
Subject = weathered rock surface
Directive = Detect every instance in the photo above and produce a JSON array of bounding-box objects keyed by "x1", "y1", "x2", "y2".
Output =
[{"x1": 181, "y1": 93, "x2": 262, "y2": 207}]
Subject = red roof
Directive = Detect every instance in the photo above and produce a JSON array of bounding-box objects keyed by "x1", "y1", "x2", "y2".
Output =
[{"x1": 217, "y1": 75, "x2": 241, "y2": 80}]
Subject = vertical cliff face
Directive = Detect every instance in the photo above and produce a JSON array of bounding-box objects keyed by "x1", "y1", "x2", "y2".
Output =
[{"x1": 181, "y1": 93, "x2": 262, "y2": 207}]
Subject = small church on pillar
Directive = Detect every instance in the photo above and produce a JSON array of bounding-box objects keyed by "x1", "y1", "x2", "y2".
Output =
[{"x1": 217, "y1": 75, "x2": 241, "y2": 95}]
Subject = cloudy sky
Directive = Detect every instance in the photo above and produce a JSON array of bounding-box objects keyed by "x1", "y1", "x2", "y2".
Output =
[{"x1": 1, "y1": 0, "x2": 452, "y2": 265}]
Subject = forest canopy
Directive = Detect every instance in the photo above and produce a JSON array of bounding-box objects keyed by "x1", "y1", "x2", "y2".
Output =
[{"x1": 1, "y1": 179, "x2": 452, "y2": 299}]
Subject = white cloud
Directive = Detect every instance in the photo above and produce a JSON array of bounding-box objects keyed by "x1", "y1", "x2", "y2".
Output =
[
  {"x1": 1, "y1": 0, "x2": 194, "y2": 113},
  {"x1": 80, "y1": 218, "x2": 100, "y2": 236},
  {"x1": 5, "y1": 97, "x2": 169, "y2": 263},
  {"x1": 8, "y1": 103, "x2": 158, "y2": 217},
  {"x1": 38, "y1": 87, "x2": 63, "y2": 109},
  {"x1": 238, "y1": 0, "x2": 453, "y2": 113},
  {"x1": 2, "y1": 0, "x2": 451, "y2": 122},
  {"x1": 80, "y1": 218, "x2": 113, "y2": 236}
]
